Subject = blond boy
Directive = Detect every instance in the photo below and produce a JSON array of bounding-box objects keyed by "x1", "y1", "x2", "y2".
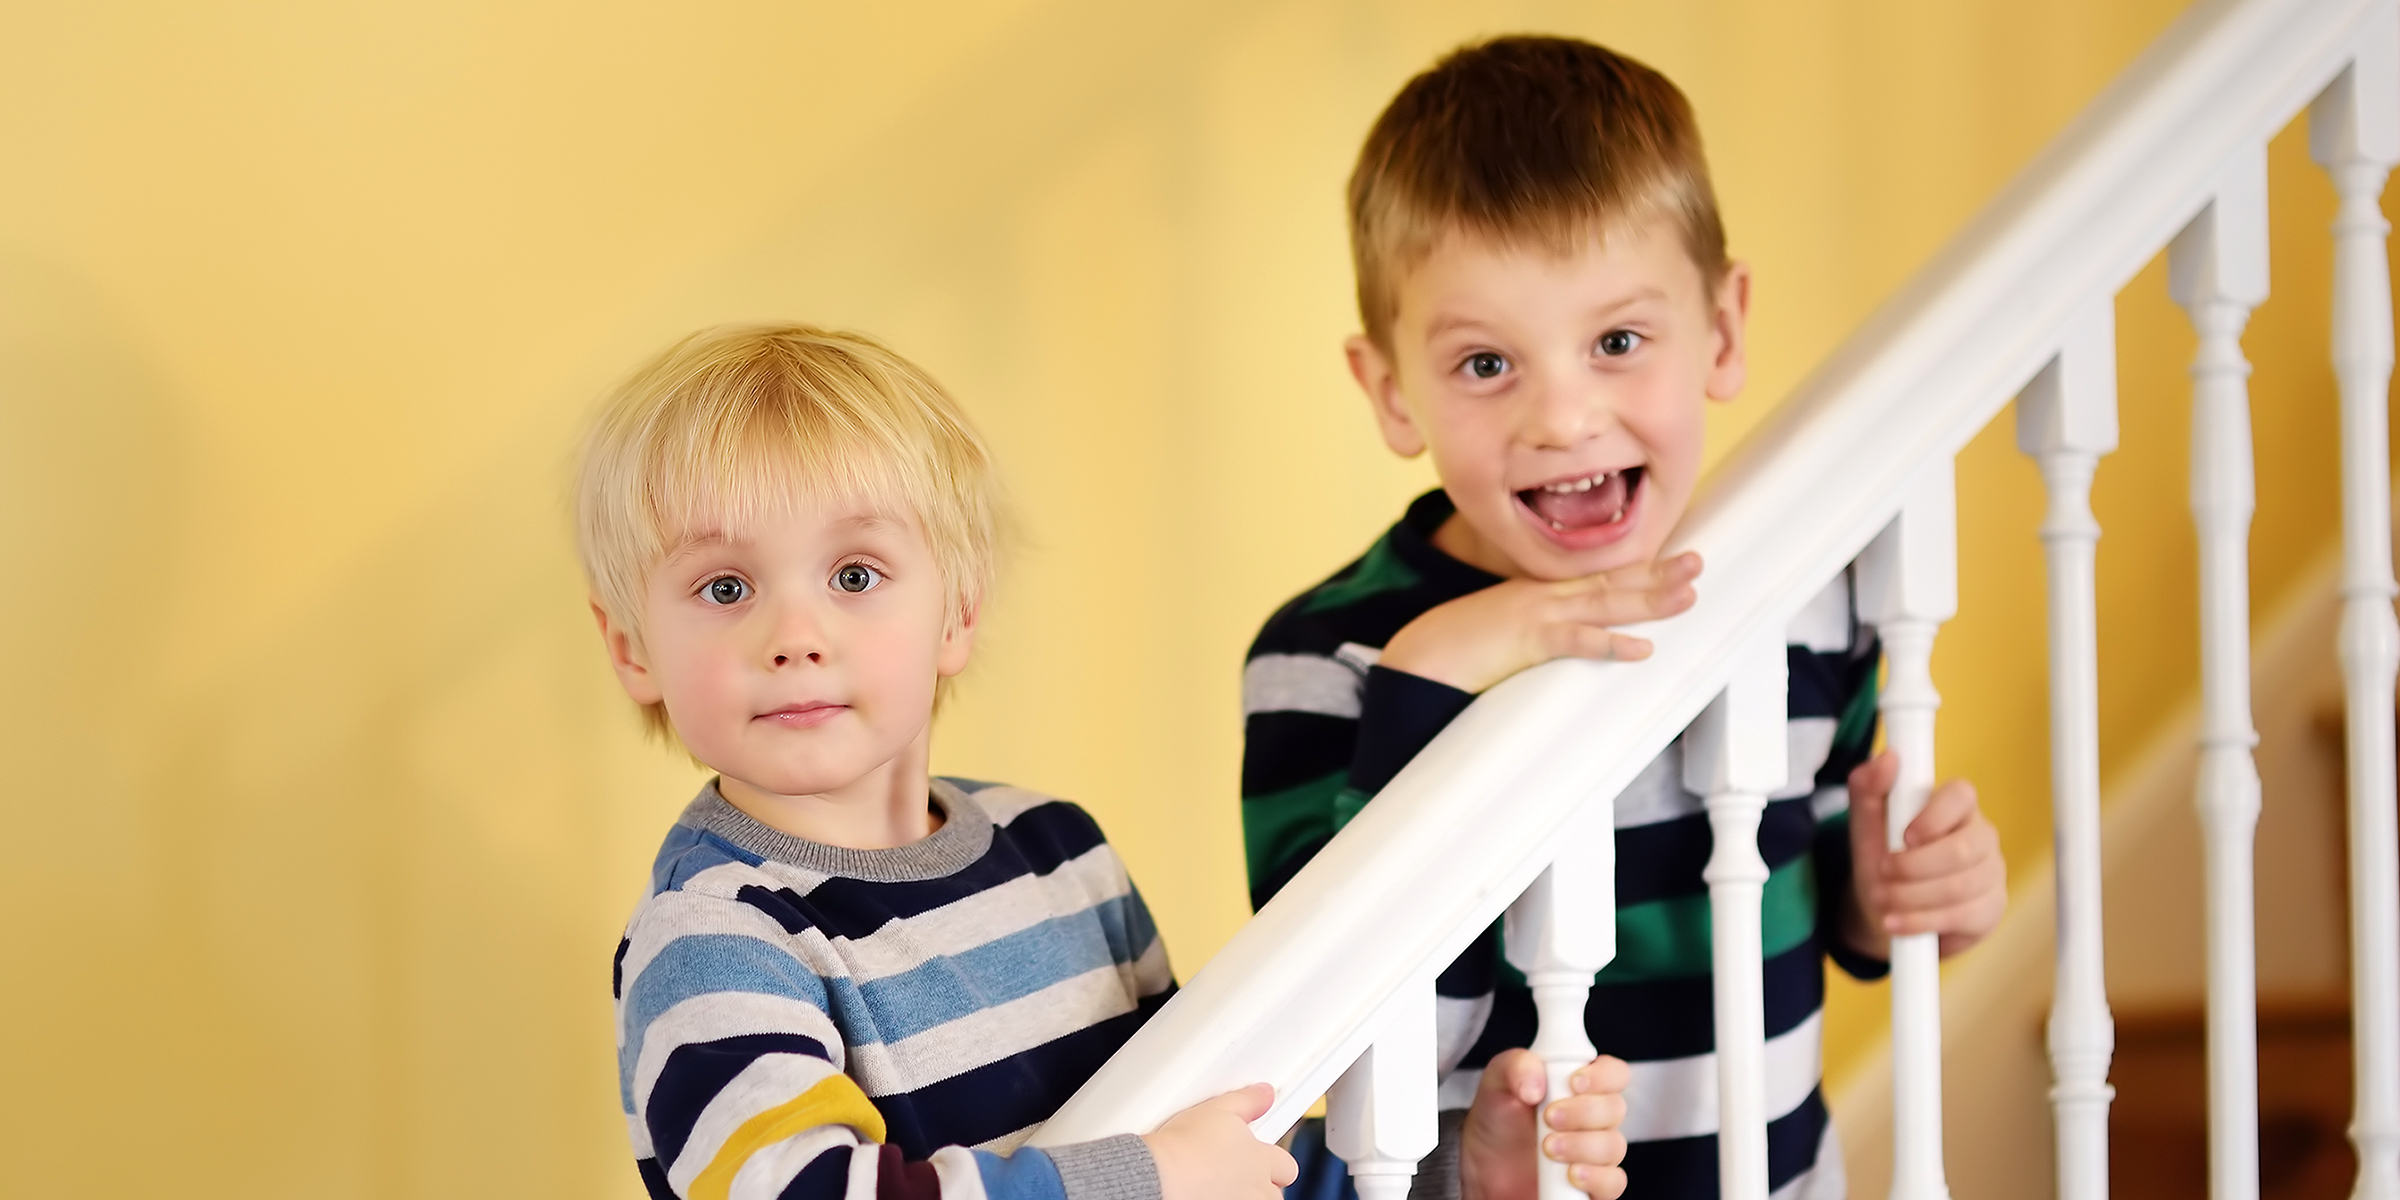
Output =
[
  {"x1": 1244, "y1": 39, "x2": 2009, "y2": 1200},
  {"x1": 581, "y1": 326, "x2": 1630, "y2": 1200}
]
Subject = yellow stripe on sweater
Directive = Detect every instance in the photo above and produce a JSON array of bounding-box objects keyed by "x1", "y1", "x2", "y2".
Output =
[{"x1": 689, "y1": 1074, "x2": 887, "y2": 1200}]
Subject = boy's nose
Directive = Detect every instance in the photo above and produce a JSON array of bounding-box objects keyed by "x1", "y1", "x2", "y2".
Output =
[
  {"x1": 764, "y1": 604, "x2": 830, "y2": 667},
  {"x1": 1524, "y1": 376, "x2": 1614, "y2": 447}
]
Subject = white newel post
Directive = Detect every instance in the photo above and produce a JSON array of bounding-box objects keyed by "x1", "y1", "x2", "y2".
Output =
[
  {"x1": 2170, "y1": 146, "x2": 2271, "y2": 1200},
  {"x1": 1506, "y1": 794, "x2": 1619, "y2": 1200},
  {"x1": 1858, "y1": 461, "x2": 1959, "y2": 1200},
  {"x1": 1683, "y1": 632, "x2": 1791, "y2": 1200},
  {"x1": 1326, "y1": 982, "x2": 1441, "y2": 1200},
  {"x1": 2311, "y1": 22, "x2": 2400, "y2": 1200},
  {"x1": 2017, "y1": 298, "x2": 2121, "y2": 1200}
]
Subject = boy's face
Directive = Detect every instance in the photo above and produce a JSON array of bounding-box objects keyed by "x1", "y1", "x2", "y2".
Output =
[
  {"x1": 1347, "y1": 218, "x2": 1750, "y2": 582},
  {"x1": 601, "y1": 496, "x2": 973, "y2": 801}
]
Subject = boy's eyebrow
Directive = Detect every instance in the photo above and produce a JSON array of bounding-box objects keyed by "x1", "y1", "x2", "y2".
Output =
[{"x1": 1423, "y1": 287, "x2": 1673, "y2": 340}]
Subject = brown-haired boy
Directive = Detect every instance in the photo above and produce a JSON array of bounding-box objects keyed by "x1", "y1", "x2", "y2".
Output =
[{"x1": 1245, "y1": 37, "x2": 2009, "y2": 1200}]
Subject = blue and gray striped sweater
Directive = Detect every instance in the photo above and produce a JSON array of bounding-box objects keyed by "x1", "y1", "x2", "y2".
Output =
[{"x1": 614, "y1": 778, "x2": 1174, "y2": 1200}]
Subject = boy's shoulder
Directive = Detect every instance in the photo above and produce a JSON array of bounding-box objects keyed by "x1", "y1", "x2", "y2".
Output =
[
  {"x1": 937, "y1": 776, "x2": 1127, "y2": 876},
  {"x1": 1250, "y1": 490, "x2": 1498, "y2": 662}
]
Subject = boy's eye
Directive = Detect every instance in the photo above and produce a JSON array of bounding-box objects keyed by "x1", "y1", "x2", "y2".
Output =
[
  {"x1": 833, "y1": 563, "x2": 884, "y2": 594},
  {"x1": 1596, "y1": 329, "x2": 1644, "y2": 357},
  {"x1": 703, "y1": 576, "x2": 749, "y2": 605},
  {"x1": 1463, "y1": 352, "x2": 1509, "y2": 380}
]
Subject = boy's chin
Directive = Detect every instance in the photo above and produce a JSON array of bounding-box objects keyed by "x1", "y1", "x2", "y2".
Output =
[{"x1": 1500, "y1": 512, "x2": 1662, "y2": 581}]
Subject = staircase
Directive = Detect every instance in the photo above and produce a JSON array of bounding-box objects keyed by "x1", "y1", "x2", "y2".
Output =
[{"x1": 1029, "y1": 1, "x2": 2400, "y2": 1198}]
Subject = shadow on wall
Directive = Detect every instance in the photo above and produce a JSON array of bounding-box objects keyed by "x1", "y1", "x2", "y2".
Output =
[{"x1": 0, "y1": 252, "x2": 707, "y2": 1193}]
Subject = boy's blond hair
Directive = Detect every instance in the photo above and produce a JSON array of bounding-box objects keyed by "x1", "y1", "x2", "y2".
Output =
[
  {"x1": 1348, "y1": 36, "x2": 1728, "y2": 351},
  {"x1": 574, "y1": 324, "x2": 1000, "y2": 739}
]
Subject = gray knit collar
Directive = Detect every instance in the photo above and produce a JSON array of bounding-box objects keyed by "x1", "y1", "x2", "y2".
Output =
[{"x1": 683, "y1": 776, "x2": 994, "y2": 881}]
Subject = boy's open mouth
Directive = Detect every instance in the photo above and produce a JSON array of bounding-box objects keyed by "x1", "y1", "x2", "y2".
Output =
[{"x1": 1517, "y1": 466, "x2": 1642, "y2": 532}]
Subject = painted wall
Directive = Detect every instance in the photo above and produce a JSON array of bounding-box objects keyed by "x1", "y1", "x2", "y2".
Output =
[{"x1": 0, "y1": 1, "x2": 2369, "y2": 1196}]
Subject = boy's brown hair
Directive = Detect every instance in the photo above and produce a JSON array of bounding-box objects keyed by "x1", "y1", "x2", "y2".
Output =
[{"x1": 1347, "y1": 36, "x2": 1728, "y2": 350}]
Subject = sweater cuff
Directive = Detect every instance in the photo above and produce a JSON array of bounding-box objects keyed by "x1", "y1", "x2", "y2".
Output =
[
  {"x1": 1347, "y1": 665, "x2": 1477, "y2": 796},
  {"x1": 1049, "y1": 1134, "x2": 1160, "y2": 1200}
]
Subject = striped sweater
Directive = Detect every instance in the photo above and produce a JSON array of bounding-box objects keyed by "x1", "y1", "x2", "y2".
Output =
[
  {"x1": 1243, "y1": 491, "x2": 1886, "y2": 1200},
  {"x1": 615, "y1": 777, "x2": 1175, "y2": 1200}
]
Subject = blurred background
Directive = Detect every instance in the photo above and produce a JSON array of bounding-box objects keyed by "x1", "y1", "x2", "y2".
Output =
[{"x1": 0, "y1": 1, "x2": 2377, "y2": 1196}]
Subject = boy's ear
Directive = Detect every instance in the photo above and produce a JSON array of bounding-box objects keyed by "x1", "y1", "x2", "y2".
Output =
[
  {"x1": 1704, "y1": 262, "x2": 1753, "y2": 403},
  {"x1": 937, "y1": 596, "x2": 980, "y2": 678},
  {"x1": 593, "y1": 600, "x2": 664, "y2": 705},
  {"x1": 1345, "y1": 334, "x2": 1427, "y2": 457}
]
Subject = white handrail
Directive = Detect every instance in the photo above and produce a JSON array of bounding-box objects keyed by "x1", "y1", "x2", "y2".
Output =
[{"x1": 1032, "y1": 0, "x2": 2396, "y2": 1163}]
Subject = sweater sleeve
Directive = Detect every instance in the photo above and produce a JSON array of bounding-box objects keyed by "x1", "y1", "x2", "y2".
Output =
[
  {"x1": 618, "y1": 909, "x2": 1160, "y2": 1200},
  {"x1": 1812, "y1": 637, "x2": 1891, "y2": 983}
]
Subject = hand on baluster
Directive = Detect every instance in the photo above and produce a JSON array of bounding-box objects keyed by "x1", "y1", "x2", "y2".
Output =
[
  {"x1": 1143, "y1": 1083, "x2": 1299, "y2": 1200},
  {"x1": 1458, "y1": 1050, "x2": 1630, "y2": 1200},
  {"x1": 1377, "y1": 553, "x2": 1702, "y2": 694},
  {"x1": 1843, "y1": 751, "x2": 2007, "y2": 958}
]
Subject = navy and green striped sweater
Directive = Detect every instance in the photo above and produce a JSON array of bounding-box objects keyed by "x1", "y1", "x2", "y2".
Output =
[{"x1": 1243, "y1": 491, "x2": 1885, "y2": 1200}]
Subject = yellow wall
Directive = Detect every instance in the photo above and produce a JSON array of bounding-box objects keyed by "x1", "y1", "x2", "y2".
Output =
[{"x1": 0, "y1": 1, "x2": 2369, "y2": 1195}]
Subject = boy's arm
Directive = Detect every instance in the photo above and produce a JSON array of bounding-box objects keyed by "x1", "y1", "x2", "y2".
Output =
[
  {"x1": 622, "y1": 916, "x2": 1154, "y2": 1200},
  {"x1": 1241, "y1": 656, "x2": 1490, "y2": 1079},
  {"x1": 1241, "y1": 555, "x2": 1699, "y2": 908},
  {"x1": 1241, "y1": 663, "x2": 1474, "y2": 908},
  {"x1": 1811, "y1": 645, "x2": 1891, "y2": 981}
]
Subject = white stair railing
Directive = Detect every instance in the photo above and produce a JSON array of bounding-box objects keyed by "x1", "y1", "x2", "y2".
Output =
[
  {"x1": 2019, "y1": 295, "x2": 2121, "y2": 1200},
  {"x1": 1032, "y1": 3, "x2": 2400, "y2": 1200}
]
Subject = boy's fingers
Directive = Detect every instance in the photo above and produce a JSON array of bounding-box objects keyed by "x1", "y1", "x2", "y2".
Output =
[
  {"x1": 1571, "y1": 1055, "x2": 1631, "y2": 1095},
  {"x1": 1559, "y1": 579, "x2": 1696, "y2": 625},
  {"x1": 1549, "y1": 623, "x2": 1654, "y2": 663},
  {"x1": 1871, "y1": 871, "x2": 1989, "y2": 916},
  {"x1": 1901, "y1": 781, "x2": 1980, "y2": 848},
  {"x1": 1880, "y1": 823, "x2": 1995, "y2": 881},
  {"x1": 1580, "y1": 551, "x2": 1702, "y2": 590},
  {"x1": 1885, "y1": 895, "x2": 2006, "y2": 937},
  {"x1": 1198, "y1": 1083, "x2": 1275, "y2": 1122},
  {"x1": 1541, "y1": 1130, "x2": 1629, "y2": 1167},
  {"x1": 1543, "y1": 1092, "x2": 1627, "y2": 1131},
  {"x1": 1573, "y1": 1164, "x2": 1630, "y2": 1200},
  {"x1": 1847, "y1": 752, "x2": 1898, "y2": 804},
  {"x1": 1267, "y1": 1145, "x2": 1299, "y2": 1188},
  {"x1": 1481, "y1": 1047, "x2": 1548, "y2": 1107}
]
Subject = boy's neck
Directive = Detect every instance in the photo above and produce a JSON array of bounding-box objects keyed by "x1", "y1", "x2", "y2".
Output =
[
  {"x1": 1429, "y1": 511, "x2": 1527, "y2": 579},
  {"x1": 715, "y1": 731, "x2": 946, "y2": 851}
]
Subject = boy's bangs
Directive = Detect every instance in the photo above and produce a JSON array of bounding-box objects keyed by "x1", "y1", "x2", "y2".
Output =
[{"x1": 644, "y1": 415, "x2": 921, "y2": 552}]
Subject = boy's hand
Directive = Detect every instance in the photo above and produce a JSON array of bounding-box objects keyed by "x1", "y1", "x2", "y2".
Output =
[
  {"x1": 1379, "y1": 554, "x2": 1703, "y2": 694},
  {"x1": 1144, "y1": 1084, "x2": 1298, "y2": 1200},
  {"x1": 1459, "y1": 1051, "x2": 1630, "y2": 1200},
  {"x1": 1843, "y1": 751, "x2": 2007, "y2": 959}
]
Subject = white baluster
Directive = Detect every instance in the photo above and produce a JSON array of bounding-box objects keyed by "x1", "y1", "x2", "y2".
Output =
[
  {"x1": 1506, "y1": 794, "x2": 1618, "y2": 1200},
  {"x1": 2169, "y1": 147, "x2": 2270, "y2": 1200},
  {"x1": 1683, "y1": 631, "x2": 1790, "y2": 1200},
  {"x1": 2017, "y1": 299, "x2": 2120, "y2": 1200},
  {"x1": 2311, "y1": 24, "x2": 2400, "y2": 1200},
  {"x1": 1858, "y1": 461, "x2": 1959, "y2": 1200},
  {"x1": 1326, "y1": 981, "x2": 1440, "y2": 1200}
]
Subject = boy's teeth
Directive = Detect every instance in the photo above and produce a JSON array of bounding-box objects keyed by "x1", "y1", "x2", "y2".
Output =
[
  {"x1": 1542, "y1": 470, "x2": 1613, "y2": 495},
  {"x1": 1523, "y1": 466, "x2": 1639, "y2": 533}
]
